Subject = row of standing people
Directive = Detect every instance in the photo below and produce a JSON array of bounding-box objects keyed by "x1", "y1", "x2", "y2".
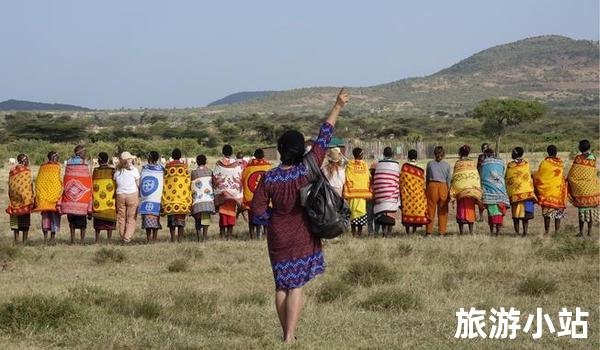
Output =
[
  {"x1": 6, "y1": 145, "x2": 274, "y2": 244},
  {"x1": 319, "y1": 140, "x2": 600, "y2": 237}
]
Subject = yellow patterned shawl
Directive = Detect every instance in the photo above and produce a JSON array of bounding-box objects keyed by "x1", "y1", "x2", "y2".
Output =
[
  {"x1": 92, "y1": 167, "x2": 117, "y2": 221},
  {"x1": 242, "y1": 159, "x2": 271, "y2": 209},
  {"x1": 533, "y1": 157, "x2": 567, "y2": 209},
  {"x1": 567, "y1": 154, "x2": 600, "y2": 207},
  {"x1": 450, "y1": 159, "x2": 482, "y2": 202},
  {"x1": 6, "y1": 165, "x2": 34, "y2": 215},
  {"x1": 34, "y1": 162, "x2": 63, "y2": 212},
  {"x1": 505, "y1": 160, "x2": 537, "y2": 203},
  {"x1": 344, "y1": 160, "x2": 372, "y2": 200},
  {"x1": 162, "y1": 161, "x2": 192, "y2": 215},
  {"x1": 399, "y1": 162, "x2": 430, "y2": 225}
]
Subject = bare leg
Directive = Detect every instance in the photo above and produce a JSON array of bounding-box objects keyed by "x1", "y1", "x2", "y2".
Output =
[
  {"x1": 468, "y1": 223, "x2": 474, "y2": 234},
  {"x1": 22, "y1": 230, "x2": 28, "y2": 244},
  {"x1": 495, "y1": 224, "x2": 501, "y2": 235},
  {"x1": 458, "y1": 223, "x2": 464, "y2": 235},
  {"x1": 152, "y1": 229, "x2": 158, "y2": 241},
  {"x1": 404, "y1": 225, "x2": 410, "y2": 235},
  {"x1": 554, "y1": 219, "x2": 561, "y2": 233},
  {"x1": 587, "y1": 222, "x2": 593, "y2": 236},
  {"x1": 577, "y1": 221, "x2": 584, "y2": 236},
  {"x1": 70, "y1": 225, "x2": 75, "y2": 244},
  {"x1": 249, "y1": 224, "x2": 255, "y2": 240},
  {"x1": 522, "y1": 220, "x2": 529, "y2": 237},
  {"x1": 177, "y1": 226, "x2": 184, "y2": 242},
  {"x1": 107, "y1": 230, "x2": 113, "y2": 241},
  {"x1": 146, "y1": 228, "x2": 152, "y2": 242},
  {"x1": 169, "y1": 227, "x2": 176, "y2": 242},
  {"x1": 43, "y1": 230, "x2": 48, "y2": 244},
  {"x1": 13, "y1": 230, "x2": 19, "y2": 244},
  {"x1": 543, "y1": 217, "x2": 550, "y2": 235},
  {"x1": 275, "y1": 290, "x2": 287, "y2": 339},
  {"x1": 227, "y1": 226, "x2": 233, "y2": 240},
  {"x1": 489, "y1": 223, "x2": 494, "y2": 235},
  {"x1": 95, "y1": 229, "x2": 100, "y2": 243},
  {"x1": 357, "y1": 225, "x2": 363, "y2": 237},
  {"x1": 513, "y1": 219, "x2": 519, "y2": 235},
  {"x1": 50, "y1": 232, "x2": 56, "y2": 244},
  {"x1": 202, "y1": 226, "x2": 208, "y2": 241},
  {"x1": 80, "y1": 229, "x2": 85, "y2": 244},
  {"x1": 412, "y1": 225, "x2": 417, "y2": 234},
  {"x1": 284, "y1": 288, "x2": 304, "y2": 343},
  {"x1": 219, "y1": 227, "x2": 224, "y2": 240}
]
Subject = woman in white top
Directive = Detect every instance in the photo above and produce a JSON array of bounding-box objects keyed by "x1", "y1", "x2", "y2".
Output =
[
  {"x1": 321, "y1": 147, "x2": 347, "y2": 197},
  {"x1": 114, "y1": 151, "x2": 140, "y2": 243}
]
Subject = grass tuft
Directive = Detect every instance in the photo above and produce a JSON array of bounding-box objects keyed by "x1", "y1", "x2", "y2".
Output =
[
  {"x1": 93, "y1": 248, "x2": 126, "y2": 264},
  {"x1": 315, "y1": 280, "x2": 352, "y2": 303},
  {"x1": 359, "y1": 289, "x2": 421, "y2": 312},
  {"x1": 516, "y1": 276, "x2": 558, "y2": 297},
  {"x1": 0, "y1": 243, "x2": 21, "y2": 262},
  {"x1": 167, "y1": 259, "x2": 189, "y2": 272},
  {"x1": 342, "y1": 260, "x2": 397, "y2": 287},
  {"x1": 0, "y1": 295, "x2": 81, "y2": 333},
  {"x1": 540, "y1": 238, "x2": 598, "y2": 262},
  {"x1": 234, "y1": 292, "x2": 268, "y2": 306},
  {"x1": 396, "y1": 243, "x2": 413, "y2": 258}
]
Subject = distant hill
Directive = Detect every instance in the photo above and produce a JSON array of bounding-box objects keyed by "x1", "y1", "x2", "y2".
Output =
[
  {"x1": 207, "y1": 91, "x2": 277, "y2": 107},
  {"x1": 205, "y1": 35, "x2": 599, "y2": 114},
  {"x1": 0, "y1": 99, "x2": 91, "y2": 111}
]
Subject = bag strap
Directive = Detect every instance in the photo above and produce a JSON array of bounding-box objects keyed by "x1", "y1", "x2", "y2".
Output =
[{"x1": 303, "y1": 152, "x2": 322, "y2": 183}]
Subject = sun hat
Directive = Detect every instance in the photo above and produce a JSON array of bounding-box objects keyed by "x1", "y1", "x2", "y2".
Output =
[{"x1": 120, "y1": 151, "x2": 134, "y2": 160}]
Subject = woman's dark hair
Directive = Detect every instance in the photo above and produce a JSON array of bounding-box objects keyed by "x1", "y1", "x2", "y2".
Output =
[
  {"x1": 98, "y1": 152, "x2": 109, "y2": 164},
  {"x1": 222, "y1": 145, "x2": 233, "y2": 157},
  {"x1": 17, "y1": 153, "x2": 27, "y2": 164},
  {"x1": 148, "y1": 151, "x2": 159, "y2": 163},
  {"x1": 512, "y1": 147, "x2": 524, "y2": 159},
  {"x1": 484, "y1": 148, "x2": 495, "y2": 157},
  {"x1": 47, "y1": 151, "x2": 58, "y2": 161},
  {"x1": 459, "y1": 144, "x2": 471, "y2": 157},
  {"x1": 278, "y1": 130, "x2": 305, "y2": 166},
  {"x1": 408, "y1": 149, "x2": 417, "y2": 160},
  {"x1": 352, "y1": 147, "x2": 363, "y2": 159},
  {"x1": 254, "y1": 148, "x2": 265, "y2": 159},
  {"x1": 579, "y1": 139, "x2": 591, "y2": 152},
  {"x1": 481, "y1": 143, "x2": 489, "y2": 152},
  {"x1": 196, "y1": 154, "x2": 207, "y2": 165},
  {"x1": 383, "y1": 147, "x2": 393, "y2": 158},
  {"x1": 171, "y1": 148, "x2": 182, "y2": 160},
  {"x1": 74, "y1": 144, "x2": 85, "y2": 157},
  {"x1": 434, "y1": 146, "x2": 445, "y2": 160},
  {"x1": 546, "y1": 145, "x2": 557, "y2": 157},
  {"x1": 236, "y1": 151, "x2": 244, "y2": 159}
]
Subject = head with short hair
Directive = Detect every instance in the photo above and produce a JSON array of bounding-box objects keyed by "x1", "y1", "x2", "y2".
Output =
[
  {"x1": 17, "y1": 153, "x2": 28, "y2": 166},
  {"x1": 352, "y1": 147, "x2": 363, "y2": 160},
  {"x1": 196, "y1": 154, "x2": 207, "y2": 166},
  {"x1": 408, "y1": 149, "x2": 417, "y2": 161},
  {"x1": 98, "y1": 152, "x2": 109, "y2": 165},
  {"x1": 546, "y1": 145, "x2": 557, "y2": 157},
  {"x1": 47, "y1": 151, "x2": 59, "y2": 162},
  {"x1": 74, "y1": 144, "x2": 85, "y2": 158},
  {"x1": 512, "y1": 147, "x2": 524, "y2": 160},
  {"x1": 383, "y1": 147, "x2": 393, "y2": 158},
  {"x1": 434, "y1": 146, "x2": 445, "y2": 161},
  {"x1": 579, "y1": 139, "x2": 591, "y2": 153},
  {"x1": 171, "y1": 148, "x2": 182, "y2": 160},
  {"x1": 481, "y1": 143, "x2": 489, "y2": 152},
  {"x1": 236, "y1": 151, "x2": 244, "y2": 159},
  {"x1": 222, "y1": 145, "x2": 233, "y2": 157},
  {"x1": 484, "y1": 148, "x2": 495, "y2": 157},
  {"x1": 278, "y1": 130, "x2": 305, "y2": 166},
  {"x1": 253, "y1": 148, "x2": 264, "y2": 160},
  {"x1": 147, "y1": 151, "x2": 159, "y2": 164},
  {"x1": 459, "y1": 144, "x2": 471, "y2": 158}
]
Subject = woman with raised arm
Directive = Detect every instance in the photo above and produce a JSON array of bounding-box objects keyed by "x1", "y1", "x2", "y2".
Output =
[{"x1": 251, "y1": 88, "x2": 349, "y2": 344}]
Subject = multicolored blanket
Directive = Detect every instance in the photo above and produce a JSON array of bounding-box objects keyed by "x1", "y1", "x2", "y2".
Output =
[
  {"x1": 34, "y1": 162, "x2": 62, "y2": 212},
  {"x1": 533, "y1": 157, "x2": 567, "y2": 209},
  {"x1": 213, "y1": 158, "x2": 243, "y2": 207},
  {"x1": 480, "y1": 158, "x2": 510, "y2": 206},
  {"x1": 6, "y1": 165, "x2": 34, "y2": 215},
  {"x1": 373, "y1": 159, "x2": 400, "y2": 214},
  {"x1": 242, "y1": 159, "x2": 271, "y2": 209},
  {"x1": 505, "y1": 160, "x2": 537, "y2": 204},
  {"x1": 567, "y1": 154, "x2": 600, "y2": 207},
  {"x1": 139, "y1": 163, "x2": 164, "y2": 216},
  {"x1": 92, "y1": 167, "x2": 116, "y2": 221},
  {"x1": 161, "y1": 162, "x2": 191, "y2": 215},
  {"x1": 450, "y1": 159, "x2": 482, "y2": 202},
  {"x1": 344, "y1": 159, "x2": 372, "y2": 200},
  {"x1": 62, "y1": 163, "x2": 93, "y2": 215},
  {"x1": 399, "y1": 162, "x2": 430, "y2": 225},
  {"x1": 191, "y1": 166, "x2": 215, "y2": 215}
]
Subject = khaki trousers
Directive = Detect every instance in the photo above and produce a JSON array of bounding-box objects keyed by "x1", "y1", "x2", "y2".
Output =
[
  {"x1": 117, "y1": 192, "x2": 139, "y2": 242},
  {"x1": 426, "y1": 182, "x2": 449, "y2": 234}
]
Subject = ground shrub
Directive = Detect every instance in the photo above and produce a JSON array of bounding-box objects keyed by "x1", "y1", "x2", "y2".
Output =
[
  {"x1": 342, "y1": 260, "x2": 397, "y2": 287},
  {"x1": 315, "y1": 280, "x2": 352, "y2": 303},
  {"x1": 93, "y1": 248, "x2": 126, "y2": 264},
  {"x1": 359, "y1": 289, "x2": 421, "y2": 312},
  {"x1": 516, "y1": 276, "x2": 558, "y2": 297},
  {"x1": 168, "y1": 259, "x2": 188, "y2": 272}
]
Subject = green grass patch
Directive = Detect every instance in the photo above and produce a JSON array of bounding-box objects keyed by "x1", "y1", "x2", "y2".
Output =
[
  {"x1": 0, "y1": 295, "x2": 82, "y2": 333},
  {"x1": 315, "y1": 280, "x2": 352, "y2": 303},
  {"x1": 234, "y1": 292, "x2": 268, "y2": 306},
  {"x1": 93, "y1": 247, "x2": 126, "y2": 264},
  {"x1": 0, "y1": 242, "x2": 21, "y2": 262},
  {"x1": 516, "y1": 276, "x2": 558, "y2": 297},
  {"x1": 359, "y1": 289, "x2": 421, "y2": 312},
  {"x1": 167, "y1": 259, "x2": 189, "y2": 272},
  {"x1": 69, "y1": 285, "x2": 161, "y2": 319},
  {"x1": 342, "y1": 260, "x2": 397, "y2": 287},
  {"x1": 539, "y1": 237, "x2": 599, "y2": 261}
]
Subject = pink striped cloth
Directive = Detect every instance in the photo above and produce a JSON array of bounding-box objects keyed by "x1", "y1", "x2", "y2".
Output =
[{"x1": 373, "y1": 159, "x2": 401, "y2": 214}]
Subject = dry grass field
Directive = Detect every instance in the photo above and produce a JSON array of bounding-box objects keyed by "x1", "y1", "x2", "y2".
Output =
[{"x1": 0, "y1": 158, "x2": 597, "y2": 349}]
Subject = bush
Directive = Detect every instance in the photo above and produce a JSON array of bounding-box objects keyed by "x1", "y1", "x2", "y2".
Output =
[
  {"x1": 359, "y1": 289, "x2": 421, "y2": 312},
  {"x1": 540, "y1": 238, "x2": 599, "y2": 262},
  {"x1": 69, "y1": 285, "x2": 161, "y2": 320},
  {"x1": 516, "y1": 276, "x2": 557, "y2": 297},
  {"x1": 315, "y1": 280, "x2": 352, "y2": 303},
  {"x1": 396, "y1": 243, "x2": 413, "y2": 258},
  {"x1": 342, "y1": 260, "x2": 397, "y2": 287},
  {"x1": 93, "y1": 248, "x2": 126, "y2": 264},
  {"x1": 234, "y1": 292, "x2": 268, "y2": 306},
  {"x1": 0, "y1": 295, "x2": 81, "y2": 333},
  {"x1": 0, "y1": 243, "x2": 21, "y2": 262},
  {"x1": 167, "y1": 259, "x2": 188, "y2": 272}
]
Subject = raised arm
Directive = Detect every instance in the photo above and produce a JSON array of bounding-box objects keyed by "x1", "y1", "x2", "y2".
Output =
[{"x1": 326, "y1": 88, "x2": 349, "y2": 127}]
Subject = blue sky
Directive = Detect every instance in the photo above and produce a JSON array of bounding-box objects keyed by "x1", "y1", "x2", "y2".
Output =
[{"x1": 0, "y1": 0, "x2": 598, "y2": 109}]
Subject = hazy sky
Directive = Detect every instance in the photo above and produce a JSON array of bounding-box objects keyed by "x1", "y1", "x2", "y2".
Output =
[{"x1": 1, "y1": 0, "x2": 598, "y2": 109}]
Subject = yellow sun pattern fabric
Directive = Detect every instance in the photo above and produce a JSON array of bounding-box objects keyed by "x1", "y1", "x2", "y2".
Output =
[
  {"x1": 92, "y1": 167, "x2": 117, "y2": 221},
  {"x1": 34, "y1": 162, "x2": 63, "y2": 212},
  {"x1": 161, "y1": 162, "x2": 192, "y2": 215}
]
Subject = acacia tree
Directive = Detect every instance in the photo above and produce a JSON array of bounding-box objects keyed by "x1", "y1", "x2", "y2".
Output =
[{"x1": 471, "y1": 98, "x2": 546, "y2": 154}]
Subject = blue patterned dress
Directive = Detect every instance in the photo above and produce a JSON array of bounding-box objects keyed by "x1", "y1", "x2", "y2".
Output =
[{"x1": 251, "y1": 123, "x2": 333, "y2": 290}]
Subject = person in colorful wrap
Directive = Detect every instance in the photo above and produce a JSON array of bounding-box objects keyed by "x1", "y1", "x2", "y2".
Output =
[
  {"x1": 63, "y1": 145, "x2": 93, "y2": 244},
  {"x1": 213, "y1": 145, "x2": 243, "y2": 240},
  {"x1": 505, "y1": 147, "x2": 537, "y2": 237},
  {"x1": 567, "y1": 140, "x2": 600, "y2": 237},
  {"x1": 251, "y1": 88, "x2": 348, "y2": 344},
  {"x1": 344, "y1": 147, "x2": 372, "y2": 237},
  {"x1": 165, "y1": 148, "x2": 189, "y2": 242},
  {"x1": 7, "y1": 153, "x2": 34, "y2": 244},
  {"x1": 476, "y1": 143, "x2": 490, "y2": 222},
  {"x1": 399, "y1": 149, "x2": 430, "y2": 234},
  {"x1": 139, "y1": 151, "x2": 164, "y2": 242},
  {"x1": 425, "y1": 146, "x2": 451, "y2": 236},
  {"x1": 242, "y1": 149, "x2": 271, "y2": 239},
  {"x1": 114, "y1": 151, "x2": 140, "y2": 243},
  {"x1": 191, "y1": 154, "x2": 215, "y2": 241},
  {"x1": 34, "y1": 151, "x2": 63, "y2": 244},
  {"x1": 533, "y1": 145, "x2": 567, "y2": 235},
  {"x1": 450, "y1": 145, "x2": 482, "y2": 234},
  {"x1": 480, "y1": 148, "x2": 510, "y2": 235},
  {"x1": 92, "y1": 152, "x2": 117, "y2": 243},
  {"x1": 372, "y1": 147, "x2": 401, "y2": 237}
]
